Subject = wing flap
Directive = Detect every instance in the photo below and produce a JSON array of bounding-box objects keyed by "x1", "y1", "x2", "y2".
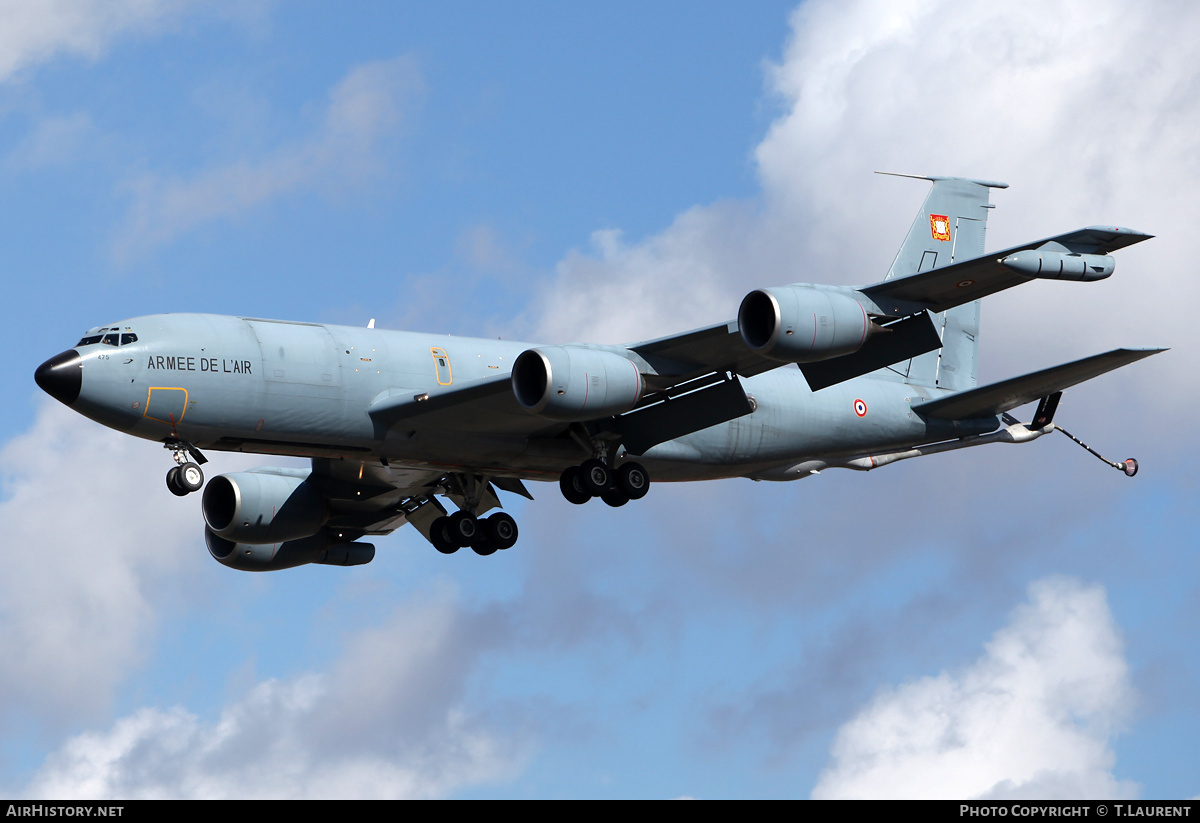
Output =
[
  {"x1": 799, "y1": 311, "x2": 943, "y2": 391},
  {"x1": 913, "y1": 347, "x2": 1166, "y2": 420},
  {"x1": 366, "y1": 374, "x2": 564, "y2": 436},
  {"x1": 614, "y1": 375, "x2": 753, "y2": 455}
]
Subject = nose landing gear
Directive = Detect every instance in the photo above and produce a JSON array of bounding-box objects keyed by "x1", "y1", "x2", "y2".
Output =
[
  {"x1": 163, "y1": 439, "x2": 207, "y2": 496},
  {"x1": 167, "y1": 463, "x2": 204, "y2": 496}
]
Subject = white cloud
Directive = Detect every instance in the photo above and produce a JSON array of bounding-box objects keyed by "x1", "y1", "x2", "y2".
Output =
[
  {"x1": 0, "y1": 401, "x2": 276, "y2": 726},
  {"x1": 536, "y1": 202, "x2": 767, "y2": 345},
  {"x1": 811, "y1": 577, "x2": 1137, "y2": 799},
  {"x1": 114, "y1": 55, "x2": 424, "y2": 261},
  {"x1": 0, "y1": 0, "x2": 195, "y2": 84},
  {"x1": 5, "y1": 112, "x2": 95, "y2": 170},
  {"x1": 19, "y1": 591, "x2": 527, "y2": 799},
  {"x1": 0, "y1": 402, "x2": 207, "y2": 723},
  {"x1": 0, "y1": 398, "x2": 524, "y2": 797},
  {"x1": 755, "y1": 0, "x2": 1200, "y2": 368},
  {"x1": 534, "y1": 0, "x2": 1200, "y2": 419}
]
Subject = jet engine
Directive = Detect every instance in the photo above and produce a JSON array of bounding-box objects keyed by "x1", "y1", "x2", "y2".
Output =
[
  {"x1": 202, "y1": 470, "x2": 327, "y2": 545},
  {"x1": 205, "y1": 528, "x2": 375, "y2": 572},
  {"x1": 738, "y1": 285, "x2": 876, "y2": 363},
  {"x1": 512, "y1": 345, "x2": 644, "y2": 421}
]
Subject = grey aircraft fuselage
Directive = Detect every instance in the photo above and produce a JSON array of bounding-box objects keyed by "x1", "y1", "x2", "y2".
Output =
[
  {"x1": 63, "y1": 312, "x2": 945, "y2": 483},
  {"x1": 35, "y1": 175, "x2": 1162, "y2": 569}
]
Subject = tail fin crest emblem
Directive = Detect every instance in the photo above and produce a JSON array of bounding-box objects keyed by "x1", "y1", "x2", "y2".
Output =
[{"x1": 929, "y1": 214, "x2": 951, "y2": 241}]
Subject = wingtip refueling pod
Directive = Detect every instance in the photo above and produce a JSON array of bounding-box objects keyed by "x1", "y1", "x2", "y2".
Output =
[{"x1": 1000, "y1": 249, "x2": 1115, "y2": 281}]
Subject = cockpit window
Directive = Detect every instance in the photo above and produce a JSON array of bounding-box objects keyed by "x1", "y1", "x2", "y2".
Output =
[{"x1": 77, "y1": 330, "x2": 138, "y2": 347}]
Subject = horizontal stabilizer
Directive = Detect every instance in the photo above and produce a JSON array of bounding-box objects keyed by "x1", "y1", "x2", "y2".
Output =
[
  {"x1": 800, "y1": 311, "x2": 943, "y2": 391},
  {"x1": 913, "y1": 348, "x2": 1166, "y2": 420}
]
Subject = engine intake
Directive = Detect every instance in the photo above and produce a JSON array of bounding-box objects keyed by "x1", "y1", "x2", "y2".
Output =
[
  {"x1": 202, "y1": 470, "x2": 327, "y2": 545},
  {"x1": 512, "y1": 346, "x2": 644, "y2": 421},
  {"x1": 739, "y1": 286, "x2": 875, "y2": 363}
]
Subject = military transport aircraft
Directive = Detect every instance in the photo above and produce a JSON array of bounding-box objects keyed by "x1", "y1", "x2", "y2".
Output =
[{"x1": 35, "y1": 175, "x2": 1163, "y2": 571}]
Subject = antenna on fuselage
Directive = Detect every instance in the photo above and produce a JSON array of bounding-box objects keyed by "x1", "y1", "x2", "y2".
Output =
[{"x1": 367, "y1": 318, "x2": 375, "y2": 329}]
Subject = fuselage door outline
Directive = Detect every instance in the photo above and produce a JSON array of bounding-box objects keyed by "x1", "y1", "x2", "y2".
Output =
[{"x1": 431, "y1": 347, "x2": 452, "y2": 385}]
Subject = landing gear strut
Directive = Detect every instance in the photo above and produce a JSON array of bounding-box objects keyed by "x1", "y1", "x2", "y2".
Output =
[{"x1": 164, "y1": 439, "x2": 206, "y2": 496}]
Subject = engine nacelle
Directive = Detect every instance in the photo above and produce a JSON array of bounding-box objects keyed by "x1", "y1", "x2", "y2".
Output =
[
  {"x1": 512, "y1": 345, "x2": 644, "y2": 421},
  {"x1": 202, "y1": 470, "x2": 327, "y2": 545},
  {"x1": 1000, "y1": 249, "x2": 1115, "y2": 281},
  {"x1": 738, "y1": 285, "x2": 874, "y2": 363},
  {"x1": 205, "y1": 528, "x2": 375, "y2": 572}
]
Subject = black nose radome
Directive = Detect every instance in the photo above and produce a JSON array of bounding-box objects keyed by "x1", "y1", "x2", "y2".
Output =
[{"x1": 35, "y1": 350, "x2": 82, "y2": 406}]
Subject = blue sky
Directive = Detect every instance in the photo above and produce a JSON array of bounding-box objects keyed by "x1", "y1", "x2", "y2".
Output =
[{"x1": 2, "y1": 0, "x2": 1198, "y2": 799}]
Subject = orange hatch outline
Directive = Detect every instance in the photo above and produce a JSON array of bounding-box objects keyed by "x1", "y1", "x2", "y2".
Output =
[
  {"x1": 144, "y1": 386, "x2": 189, "y2": 424},
  {"x1": 430, "y1": 347, "x2": 453, "y2": 386}
]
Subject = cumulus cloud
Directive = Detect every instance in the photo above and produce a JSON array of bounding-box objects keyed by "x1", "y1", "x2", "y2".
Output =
[
  {"x1": 534, "y1": 0, "x2": 1199, "y2": 418},
  {"x1": 114, "y1": 55, "x2": 424, "y2": 261},
  {"x1": 19, "y1": 591, "x2": 527, "y2": 799},
  {"x1": 0, "y1": 0, "x2": 196, "y2": 84},
  {"x1": 811, "y1": 577, "x2": 1137, "y2": 799},
  {"x1": 755, "y1": 0, "x2": 1199, "y2": 369},
  {"x1": 0, "y1": 401, "x2": 525, "y2": 798},
  {"x1": 0, "y1": 402, "x2": 211, "y2": 723},
  {"x1": 0, "y1": 400, "x2": 290, "y2": 727}
]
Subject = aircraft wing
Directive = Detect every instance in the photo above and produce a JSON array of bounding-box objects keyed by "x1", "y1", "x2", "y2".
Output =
[
  {"x1": 306, "y1": 455, "x2": 528, "y2": 542},
  {"x1": 912, "y1": 347, "x2": 1166, "y2": 420},
  {"x1": 628, "y1": 321, "x2": 778, "y2": 381},
  {"x1": 367, "y1": 374, "x2": 561, "y2": 436},
  {"x1": 861, "y1": 226, "x2": 1153, "y2": 316},
  {"x1": 628, "y1": 311, "x2": 943, "y2": 390},
  {"x1": 305, "y1": 457, "x2": 445, "y2": 538}
]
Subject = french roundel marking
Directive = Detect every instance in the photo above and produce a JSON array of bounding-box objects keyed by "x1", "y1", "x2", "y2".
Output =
[
  {"x1": 854, "y1": 398, "x2": 867, "y2": 417},
  {"x1": 956, "y1": 279, "x2": 975, "y2": 288}
]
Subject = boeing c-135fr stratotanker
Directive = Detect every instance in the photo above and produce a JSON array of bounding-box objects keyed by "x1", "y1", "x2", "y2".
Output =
[{"x1": 35, "y1": 175, "x2": 1164, "y2": 571}]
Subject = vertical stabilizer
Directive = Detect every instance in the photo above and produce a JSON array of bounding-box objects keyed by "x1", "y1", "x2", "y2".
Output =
[{"x1": 873, "y1": 174, "x2": 1007, "y2": 391}]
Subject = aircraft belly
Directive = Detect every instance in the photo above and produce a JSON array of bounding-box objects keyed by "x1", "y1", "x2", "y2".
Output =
[{"x1": 641, "y1": 370, "x2": 934, "y2": 479}]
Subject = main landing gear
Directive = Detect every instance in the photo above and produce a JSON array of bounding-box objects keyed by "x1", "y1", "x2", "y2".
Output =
[
  {"x1": 428, "y1": 511, "x2": 519, "y2": 556},
  {"x1": 560, "y1": 458, "x2": 650, "y2": 508},
  {"x1": 164, "y1": 439, "x2": 207, "y2": 497},
  {"x1": 424, "y1": 472, "x2": 519, "y2": 556}
]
